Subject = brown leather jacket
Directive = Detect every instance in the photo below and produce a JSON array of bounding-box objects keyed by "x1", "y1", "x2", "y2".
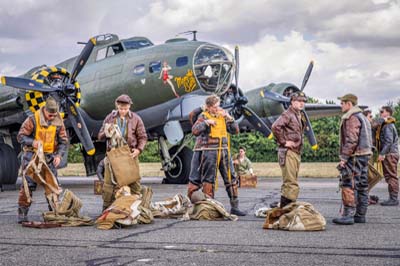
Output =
[
  {"x1": 271, "y1": 106, "x2": 306, "y2": 154},
  {"x1": 339, "y1": 106, "x2": 372, "y2": 161},
  {"x1": 98, "y1": 110, "x2": 147, "y2": 152}
]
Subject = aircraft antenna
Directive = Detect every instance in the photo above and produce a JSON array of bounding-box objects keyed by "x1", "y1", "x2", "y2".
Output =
[{"x1": 177, "y1": 30, "x2": 198, "y2": 41}]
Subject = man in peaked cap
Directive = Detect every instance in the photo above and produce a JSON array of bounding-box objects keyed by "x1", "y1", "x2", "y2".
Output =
[
  {"x1": 333, "y1": 93, "x2": 372, "y2": 225},
  {"x1": 16, "y1": 96, "x2": 68, "y2": 223},
  {"x1": 271, "y1": 91, "x2": 307, "y2": 208}
]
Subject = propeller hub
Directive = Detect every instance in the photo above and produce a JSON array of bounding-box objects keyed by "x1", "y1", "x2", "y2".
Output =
[
  {"x1": 236, "y1": 95, "x2": 248, "y2": 106},
  {"x1": 64, "y1": 84, "x2": 76, "y2": 95}
]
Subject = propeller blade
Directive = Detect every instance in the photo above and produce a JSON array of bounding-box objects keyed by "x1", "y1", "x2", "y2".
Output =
[
  {"x1": 302, "y1": 110, "x2": 318, "y2": 150},
  {"x1": 1, "y1": 76, "x2": 57, "y2": 93},
  {"x1": 261, "y1": 89, "x2": 290, "y2": 103},
  {"x1": 234, "y1": 45, "x2": 239, "y2": 90},
  {"x1": 242, "y1": 105, "x2": 273, "y2": 139},
  {"x1": 70, "y1": 37, "x2": 97, "y2": 82},
  {"x1": 300, "y1": 60, "x2": 314, "y2": 91},
  {"x1": 65, "y1": 98, "x2": 95, "y2": 155}
]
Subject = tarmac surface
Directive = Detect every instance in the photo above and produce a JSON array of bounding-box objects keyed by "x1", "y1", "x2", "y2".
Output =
[{"x1": 0, "y1": 176, "x2": 399, "y2": 266}]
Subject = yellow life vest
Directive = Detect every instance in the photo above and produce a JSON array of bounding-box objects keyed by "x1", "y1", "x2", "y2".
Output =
[
  {"x1": 202, "y1": 111, "x2": 228, "y2": 139},
  {"x1": 34, "y1": 110, "x2": 57, "y2": 153},
  {"x1": 202, "y1": 111, "x2": 232, "y2": 190}
]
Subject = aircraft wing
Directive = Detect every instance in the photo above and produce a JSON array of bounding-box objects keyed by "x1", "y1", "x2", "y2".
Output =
[{"x1": 304, "y1": 103, "x2": 342, "y2": 119}]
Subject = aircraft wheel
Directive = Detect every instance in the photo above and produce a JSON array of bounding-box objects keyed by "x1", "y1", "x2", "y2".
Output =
[
  {"x1": 0, "y1": 143, "x2": 19, "y2": 186},
  {"x1": 163, "y1": 146, "x2": 193, "y2": 184}
]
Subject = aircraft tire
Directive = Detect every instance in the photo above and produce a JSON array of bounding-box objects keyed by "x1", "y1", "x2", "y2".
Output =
[
  {"x1": 164, "y1": 146, "x2": 193, "y2": 184},
  {"x1": 0, "y1": 143, "x2": 19, "y2": 185}
]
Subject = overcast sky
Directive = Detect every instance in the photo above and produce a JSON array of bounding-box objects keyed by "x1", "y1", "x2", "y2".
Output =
[{"x1": 1, "y1": 0, "x2": 399, "y2": 113}]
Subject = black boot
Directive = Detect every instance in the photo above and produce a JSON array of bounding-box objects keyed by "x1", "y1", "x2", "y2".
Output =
[
  {"x1": 332, "y1": 207, "x2": 354, "y2": 225},
  {"x1": 381, "y1": 194, "x2": 399, "y2": 206},
  {"x1": 280, "y1": 196, "x2": 292, "y2": 208},
  {"x1": 17, "y1": 206, "x2": 29, "y2": 224},
  {"x1": 230, "y1": 198, "x2": 246, "y2": 216},
  {"x1": 354, "y1": 215, "x2": 366, "y2": 223}
]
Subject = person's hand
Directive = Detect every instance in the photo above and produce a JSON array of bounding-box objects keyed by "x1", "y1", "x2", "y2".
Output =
[
  {"x1": 339, "y1": 160, "x2": 346, "y2": 168},
  {"x1": 233, "y1": 159, "x2": 239, "y2": 165},
  {"x1": 224, "y1": 112, "x2": 233, "y2": 121},
  {"x1": 32, "y1": 140, "x2": 41, "y2": 149},
  {"x1": 53, "y1": 156, "x2": 61, "y2": 168},
  {"x1": 285, "y1": 141, "x2": 295, "y2": 148},
  {"x1": 131, "y1": 148, "x2": 140, "y2": 159},
  {"x1": 104, "y1": 123, "x2": 114, "y2": 138},
  {"x1": 206, "y1": 119, "x2": 216, "y2": 126},
  {"x1": 378, "y1": 155, "x2": 385, "y2": 162}
]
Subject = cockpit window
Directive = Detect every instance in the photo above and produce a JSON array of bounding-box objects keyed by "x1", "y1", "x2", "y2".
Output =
[
  {"x1": 96, "y1": 43, "x2": 124, "y2": 61},
  {"x1": 96, "y1": 48, "x2": 107, "y2": 61},
  {"x1": 149, "y1": 61, "x2": 161, "y2": 73},
  {"x1": 194, "y1": 45, "x2": 233, "y2": 95},
  {"x1": 107, "y1": 43, "x2": 123, "y2": 57},
  {"x1": 194, "y1": 46, "x2": 229, "y2": 65},
  {"x1": 123, "y1": 39, "x2": 153, "y2": 50}
]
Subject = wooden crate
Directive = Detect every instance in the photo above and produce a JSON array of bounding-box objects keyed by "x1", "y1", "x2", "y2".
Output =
[
  {"x1": 239, "y1": 174, "x2": 257, "y2": 188},
  {"x1": 94, "y1": 180, "x2": 103, "y2": 195}
]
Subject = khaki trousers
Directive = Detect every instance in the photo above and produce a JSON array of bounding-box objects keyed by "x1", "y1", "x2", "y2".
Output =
[{"x1": 280, "y1": 150, "x2": 301, "y2": 201}]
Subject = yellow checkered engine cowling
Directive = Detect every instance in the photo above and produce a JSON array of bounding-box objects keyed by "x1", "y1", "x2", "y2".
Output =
[{"x1": 25, "y1": 66, "x2": 81, "y2": 113}]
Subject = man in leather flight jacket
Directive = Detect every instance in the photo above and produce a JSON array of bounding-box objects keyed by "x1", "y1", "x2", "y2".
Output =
[
  {"x1": 271, "y1": 91, "x2": 307, "y2": 208},
  {"x1": 333, "y1": 94, "x2": 372, "y2": 225},
  {"x1": 376, "y1": 106, "x2": 399, "y2": 206}
]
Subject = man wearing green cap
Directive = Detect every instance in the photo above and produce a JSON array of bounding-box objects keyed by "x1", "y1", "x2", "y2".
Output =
[
  {"x1": 16, "y1": 96, "x2": 68, "y2": 223},
  {"x1": 333, "y1": 93, "x2": 372, "y2": 225}
]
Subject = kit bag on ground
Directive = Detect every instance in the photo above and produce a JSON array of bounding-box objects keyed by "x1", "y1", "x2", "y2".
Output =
[
  {"x1": 107, "y1": 145, "x2": 140, "y2": 186},
  {"x1": 262, "y1": 201, "x2": 326, "y2": 231}
]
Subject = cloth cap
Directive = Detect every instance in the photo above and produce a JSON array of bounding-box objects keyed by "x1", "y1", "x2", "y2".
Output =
[
  {"x1": 45, "y1": 96, "x2": 59, "y2": 113},
  {"x1": 290, "y1": 91, "x2": 307, "y2": 102},
  {"x1": 338, "y1": 93, "x2": 358, "y2": 105},
  {"x1": 115, "y1": 94, "x2": 133, "y2": 105}
]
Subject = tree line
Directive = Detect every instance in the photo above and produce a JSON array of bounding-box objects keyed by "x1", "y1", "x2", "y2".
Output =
[{"x1": 68, "y1": 99, "x2": 400, "y2": 163}]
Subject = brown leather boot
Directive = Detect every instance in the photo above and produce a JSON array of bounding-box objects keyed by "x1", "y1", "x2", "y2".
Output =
[
  {"x1": 202, "y1": 182, "x2": 214, "y2": 198},
  {"x1": 187, "y1": 182, "x2": 200, "y2": 200}
]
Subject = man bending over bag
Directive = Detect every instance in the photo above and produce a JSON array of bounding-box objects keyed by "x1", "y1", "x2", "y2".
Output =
[{"x1": 98, "y1": 94, "x2": 147, "y2": 211}]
